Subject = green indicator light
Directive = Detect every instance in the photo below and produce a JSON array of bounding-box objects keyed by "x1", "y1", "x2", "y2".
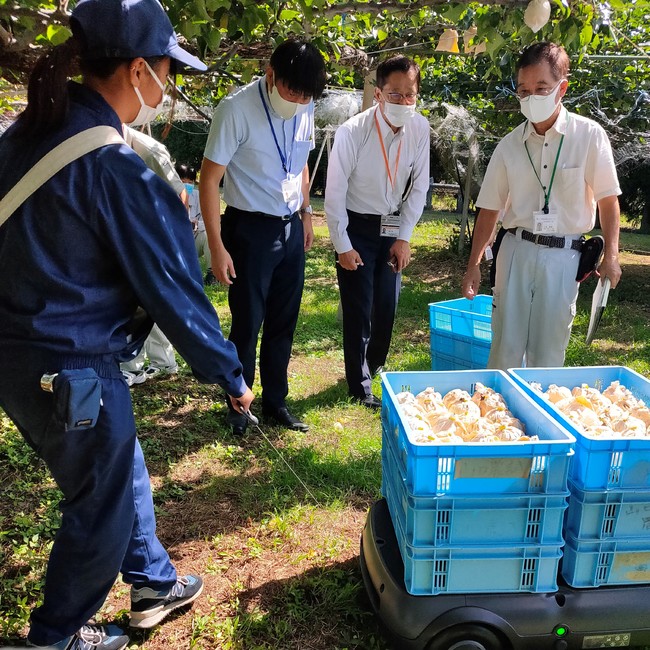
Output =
[{"x1": 555, "y1": 626, "x2": 567, "y2": 637}]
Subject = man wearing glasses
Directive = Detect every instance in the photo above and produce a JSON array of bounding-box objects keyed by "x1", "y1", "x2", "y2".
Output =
[
  {"x1": 325, "y1": 55, "x2": 430, "y2": 408},
  {"x1": 462, "y1": 42, "x2": 621, "y2": 369}
]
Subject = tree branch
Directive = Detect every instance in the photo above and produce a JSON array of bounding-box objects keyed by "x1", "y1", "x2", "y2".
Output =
[{"x1": 323, "y1": 0, "x2": 530, "y2": 17}]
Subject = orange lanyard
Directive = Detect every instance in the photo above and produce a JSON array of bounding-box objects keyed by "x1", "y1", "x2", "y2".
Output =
[{"x1": 374, "y1": 109, "x2": 402, "y2": 190}]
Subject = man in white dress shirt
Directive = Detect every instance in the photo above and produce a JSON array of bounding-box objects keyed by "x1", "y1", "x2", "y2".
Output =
[
  {"x1": 462, "y1": 42, "x2": 621, "y2": 370},
  {"x1": 325, "y1": 55, "x2": 430, "y2": 408}
]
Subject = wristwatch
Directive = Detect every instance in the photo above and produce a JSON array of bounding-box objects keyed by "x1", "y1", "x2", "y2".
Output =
[{"x1": 300, "y1": 205, "x2": 313, "y2": 216}]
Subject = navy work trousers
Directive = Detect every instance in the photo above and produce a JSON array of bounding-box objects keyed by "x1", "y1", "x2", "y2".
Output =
[
  {"x1": 336, "y1": 213, "x2": 401, "y2": 399},
  {"x1": 0, "y1": 350, "x2": 176, "y2": 646},
  {"x1": 222, "y1": 207, "x2": 305, "y2": 410}
]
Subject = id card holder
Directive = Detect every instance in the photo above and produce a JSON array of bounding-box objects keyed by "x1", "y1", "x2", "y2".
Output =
[
  {"x1": 281, "y1": 175, "x2": 301, "y2": 204},
  {"x1": 533, "y1": 210, "x2": 559, "y2": 234},
  {"x1": 380, "y1": 213, "x2": 400, "y2": 238}
]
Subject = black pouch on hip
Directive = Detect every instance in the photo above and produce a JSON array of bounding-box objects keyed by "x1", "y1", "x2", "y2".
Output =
[
  {"x1": 48, "y1": 368, "x2": 103, "y2": 431},
  {"x1": 576, "y1": 235, "x2": 604, "y2": 283}
]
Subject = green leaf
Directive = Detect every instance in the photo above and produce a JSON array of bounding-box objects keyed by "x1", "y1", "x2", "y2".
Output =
[
  {"x1": 440, "y1": 3, "x2": 467, "y2": 24},
  {"x1": 45, "y1": 24, "x2": 71, "y2": 46},
  {"x1": 579, "y1": 23, "x2": 593, "y2": 47},
  {"x1": 280, "y1": 9, "x2": 300, "y2": 21}
]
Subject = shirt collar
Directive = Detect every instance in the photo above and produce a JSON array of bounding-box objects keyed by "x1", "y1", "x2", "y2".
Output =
[{"x1": 522, "y1": 104, "x2": 568, "y2": 142}]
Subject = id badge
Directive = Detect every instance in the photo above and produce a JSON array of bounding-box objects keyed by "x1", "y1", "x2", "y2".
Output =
[
  {"x1": 533, "y1": 209, "x2": 559, "y2": 235},
  {"x1": 281, "y1": 175, "x2": 301, "y2": 204},
  {"x1": 380, "y1": 213, "x2": 400, "y2": 238}
]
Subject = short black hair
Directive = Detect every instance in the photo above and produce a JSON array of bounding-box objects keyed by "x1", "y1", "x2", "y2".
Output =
[
  {"x1": 516, "y1": 42, "x2": 570, "y2": 81},
  {"x1": 270, "y1": 39, "x2": 327, "y2": 99},
  {"x1": 175, "y1": 163, "x2": 196, "y2": 181},
  {"x1": 376, "y1": 55, "x2": 421, "y2": 92}
]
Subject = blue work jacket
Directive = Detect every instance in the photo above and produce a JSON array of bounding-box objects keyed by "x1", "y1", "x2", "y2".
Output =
[{"x1": 0, "y1": 82, "x2": 245, "y2": 396}]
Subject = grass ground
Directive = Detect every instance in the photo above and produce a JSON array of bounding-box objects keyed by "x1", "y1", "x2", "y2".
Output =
[{"x1": 1, "y1": 208, "x2": 649, "y2": 649}]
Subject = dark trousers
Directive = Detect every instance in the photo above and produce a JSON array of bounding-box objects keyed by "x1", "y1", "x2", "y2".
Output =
[
  {"x1": 336, "y1": 213, "x2": 401, "y2": 399},
  {"x1": 0, "y1": 350, "x2": 176, "y2": 645},
  {"x1": 222, "y1": 207, "x2": 305, "y2": 410}
]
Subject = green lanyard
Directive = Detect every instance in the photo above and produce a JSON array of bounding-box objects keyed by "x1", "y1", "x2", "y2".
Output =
[{"x1": 524, "y1": 131, "x2": 565, "y2": 214}]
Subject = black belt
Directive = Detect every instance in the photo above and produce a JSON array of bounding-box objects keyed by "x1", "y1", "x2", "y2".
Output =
[
  {"x1": 507, "y1": 228, "x2": 583, "y2": 251},
  {"x1": 226, "y1": 206, "x2": 298, "y2": 222},
  {"x1": 347, "y1": 210, "x2": 381, "y2": 221}
]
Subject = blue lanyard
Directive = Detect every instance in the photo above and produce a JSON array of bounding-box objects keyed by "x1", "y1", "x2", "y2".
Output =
[{"x1": 258, "y1": 79, "x2": 296, "y2": 175}]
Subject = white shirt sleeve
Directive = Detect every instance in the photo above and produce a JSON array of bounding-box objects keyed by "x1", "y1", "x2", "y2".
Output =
[
  {"x1": 398, "y1": 118, "x2": 430, "y2": 242},
  {"x1": 325, "y1": 125, "x2": 357, "y2": 254},
  {"x1": 476, "y1": 143, "x2": 510, "y2": 212},
  {"x1": 585, "y1": 123, "x2": 621, "y2": 201},
  {"x1": 203, "y1": 96, "x2": 242, "y2": 167}
]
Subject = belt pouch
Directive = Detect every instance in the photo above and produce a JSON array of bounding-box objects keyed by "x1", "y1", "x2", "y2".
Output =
[
  {"x1": 575, "y1": 235, "x2": 603, "y2": 282},
  {"x1": 53, "y1": 368, "x2": 102, "y2": 431}
]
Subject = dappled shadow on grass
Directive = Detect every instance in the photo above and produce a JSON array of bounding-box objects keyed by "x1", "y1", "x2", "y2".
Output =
[
  {"x1": 216, "y1": 557, "x2": 390, "y2": 650},
  {"x1": 153, "y1": 443, "x2": 381, "y2": 547}
]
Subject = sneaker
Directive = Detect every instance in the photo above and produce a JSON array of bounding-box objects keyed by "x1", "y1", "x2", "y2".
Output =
[
  {"x1": 143, "y1": 365, "x2": 178, "y2": 379},
  {"x1": 121, "y1": 369, "x2": 146, "y2": 387},
  {"x1": 204, "y1": 270, "x2": 217, "y2": 286},
  {"x1": 130, "y1": 574, "x2": 204, "y2": 629},
  {"x1": 27, "y1": 624, "x2": 129, "y2": 650}
]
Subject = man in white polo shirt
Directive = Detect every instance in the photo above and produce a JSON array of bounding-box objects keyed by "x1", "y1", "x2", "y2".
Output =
[
  {"x1": 462, "y1": 42, "x2": 621, "y2": 370},
  {"x1": 200, "y1": 40, "x2": 326, "y2": 435}
]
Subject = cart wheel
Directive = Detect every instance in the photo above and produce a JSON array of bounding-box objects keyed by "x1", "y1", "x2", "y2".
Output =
[{"x1": 426, "y1": 623, "x2": 510, "y2": 650}]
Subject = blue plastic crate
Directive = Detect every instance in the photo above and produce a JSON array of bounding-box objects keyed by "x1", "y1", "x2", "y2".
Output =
[
  {"x1": 430, "y1": 332, "x2": 490, "y2": 370},
  {"x1": 430, "y1": 351, "x2": 474, "y2": 371},
  {"x1": 382, "y1": 442, "x2": 569, "y2": 547},
  {"x1": 392, "y1": 509, "x2": 562, "y2": 595},
  {"x1": 509, "y1": 366, "x2": 650, "y2": 491},
  {"x1": 565, "y1": 480, "x2": 650, "y2": 541},
  {"x1": 429, "y1": 295, "x2": 492, "y2": 341},
  {"x1": 562, "y1": 533, "x2": 650, "y2": 588},
  {"x1": 429, "y1": 296, "x2": 492, "y2": 370},
  {"x1": 381, "y1": 370, "x2": 575, "y2": 496}
]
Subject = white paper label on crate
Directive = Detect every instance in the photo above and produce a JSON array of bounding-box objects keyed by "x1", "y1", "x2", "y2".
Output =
[{"x1": 454, "y1": 457, "x2": 532, "y2": 480}]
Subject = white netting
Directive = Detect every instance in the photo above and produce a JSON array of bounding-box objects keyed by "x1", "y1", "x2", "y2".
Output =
[{"x1": 315, "y1": 89, "x2": 363, "y2": 128}]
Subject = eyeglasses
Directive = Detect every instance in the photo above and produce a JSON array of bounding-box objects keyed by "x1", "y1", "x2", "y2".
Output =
[
  {"x1": 383, "y1": 91, "x2": 418, "y2": 104},
  {"x1": 516, "y1": 80, "x2": 564, "y2": 101}
]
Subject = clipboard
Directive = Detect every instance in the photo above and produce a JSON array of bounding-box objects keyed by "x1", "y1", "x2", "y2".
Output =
[{"x1": 585, "y1": 277, "x2": 611, "y2": 345}]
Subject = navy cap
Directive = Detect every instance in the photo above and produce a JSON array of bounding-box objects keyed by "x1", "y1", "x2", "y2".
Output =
[{"x1": 71, "y1": 0, "x2": 207, "y2": 72}]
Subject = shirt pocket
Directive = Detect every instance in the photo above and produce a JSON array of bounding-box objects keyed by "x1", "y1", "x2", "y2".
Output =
[
  {"x1": 555, "y1": 166, "x2": 583, "y2": 203},
  {"x1": 291, "y1": 139, "x2": 312, "y2": 173}
]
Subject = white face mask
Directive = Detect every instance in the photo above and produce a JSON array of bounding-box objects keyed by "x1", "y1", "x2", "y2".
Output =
[
  {"x1": 128, "y1": 61, "x2": 167, "y2": 127},
  {"x1": 519, "y1": 80, "x2": 563, "y2": 124},
  {"x1": 268, "y1": 73, "x2": 304, "y2": 120},
  {"x1": 382, "y1": 101, "x2": 416, "y2": 128}
]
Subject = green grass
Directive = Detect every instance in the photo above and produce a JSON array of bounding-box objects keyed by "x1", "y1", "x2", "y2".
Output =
[{"x1": 1, "y1": 217, "x2": 649, "y2": 649}]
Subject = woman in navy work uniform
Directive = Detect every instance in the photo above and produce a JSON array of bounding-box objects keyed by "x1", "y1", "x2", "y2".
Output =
[{"x1": 0, "y1": 1, "x2": 253, "y2": 648}]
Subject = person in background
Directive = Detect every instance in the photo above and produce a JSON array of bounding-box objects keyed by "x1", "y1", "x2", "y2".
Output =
[
  {"x1": 176, "y1": 162, "x2": 215, "y2": 284},
  {"x1": 199, "y1": 40, "x2": 326, "y2": 435},
  {"x1": 461, "y1": 42, "x2": 621, "y2": 369},
  {"x1": 0, "y1": 0, "x2": 253, "y2": 648},
  {"x1": 120, "y1": 126, "x2": 183, "y2": 386},
  {"x1": 325, "y1": 55, "x2": 430, "y2": 408}
]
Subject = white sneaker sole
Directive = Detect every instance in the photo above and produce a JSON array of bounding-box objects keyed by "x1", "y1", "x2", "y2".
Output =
[{"x1": 129, "y1": 582, "x2": 204, "y2": 629}]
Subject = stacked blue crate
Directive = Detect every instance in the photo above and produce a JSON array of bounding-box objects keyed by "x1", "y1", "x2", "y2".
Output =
[
  {"x1": 380, "y1": 369, "x2": 576, "y2": 596},
  {"x1": 509, "y1": 366, "x2": 650, "y2": 588},
  {"x1": 429, "y1": 296, "x2": 492, "y2": 370}
]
